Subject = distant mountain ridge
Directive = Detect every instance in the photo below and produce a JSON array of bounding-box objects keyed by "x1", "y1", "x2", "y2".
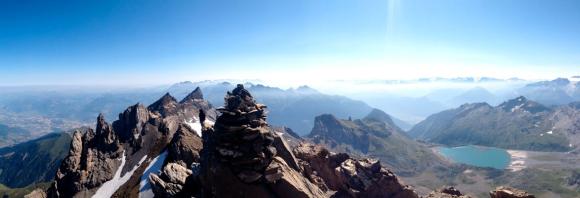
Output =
[
  {"x1": 166, "y1": 81, "x2": 379, "y2": 135},
  {"x1": 409, "y1": 96, "x2": 580, "y2": 151},
  {"x1": 517, "y1": 77, "x2": 580, "y2": 106}
]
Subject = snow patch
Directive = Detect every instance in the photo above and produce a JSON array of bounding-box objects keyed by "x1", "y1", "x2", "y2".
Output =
[
  {"x1": 93, "y1": 152, "x2": 147, "y2": 198},
  {"x1": 139, "y1": 151, "x2": 168, "y2": 198},
  {"x1": 511, "y1": 103, "x2": 524, "y2": 112},
  {"x1": 546, "y1": 131, "x2": 553, "y2": 134},
  {"x1": 185, "y1": 117, "x2": 202, "y2": 137}
]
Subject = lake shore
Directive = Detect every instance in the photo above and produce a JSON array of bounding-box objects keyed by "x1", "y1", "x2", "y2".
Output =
[{"x1": 506, "y1": 150, "x2": 527, "y2": 171}]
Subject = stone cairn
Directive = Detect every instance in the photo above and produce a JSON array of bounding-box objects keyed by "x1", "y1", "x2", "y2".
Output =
[{"x1": 210, "y1": 84, "x2": 281, "y2": 183}]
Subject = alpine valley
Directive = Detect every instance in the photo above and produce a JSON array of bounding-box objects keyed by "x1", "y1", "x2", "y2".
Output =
[{"x1": 0, "y1": 78, "x2": 579, "y2": 198}]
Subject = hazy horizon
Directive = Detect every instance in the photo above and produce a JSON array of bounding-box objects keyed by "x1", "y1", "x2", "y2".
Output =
[{"x1": 1, "y1": 0, "x2": 579, "y2": 86}]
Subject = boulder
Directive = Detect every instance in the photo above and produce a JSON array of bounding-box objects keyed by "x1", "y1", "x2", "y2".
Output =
[
  {"x1": 489, "y1": 186, "x2": 535, "y2": 198},
  {"x1": 24, "y1": 189, "x2": 47, "y2": 198},
  {"x1": 426, "y1": 186, "x2": 472, "y2": 198}
]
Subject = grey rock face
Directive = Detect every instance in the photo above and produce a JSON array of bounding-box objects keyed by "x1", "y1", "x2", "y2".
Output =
[
  {"x1": 149, "y1": 163, "x2": 193, "y2": 198},
  {"x1": 167, "y1": 124, "x2": 203, "y2": 167}
]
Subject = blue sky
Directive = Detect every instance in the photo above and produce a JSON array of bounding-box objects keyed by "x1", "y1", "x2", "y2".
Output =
[{"x1": 1, "y1": 0, "x2": 579, "y2": 86}]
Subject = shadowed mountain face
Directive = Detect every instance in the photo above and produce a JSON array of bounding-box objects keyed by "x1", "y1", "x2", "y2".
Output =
[
  {"x1": 409, "y1": 96, "x2": 580, "y2": 151},
  {"x1": 307, "y1": 109, "x2": 442, "y2": 176},
  {"x1": 0, "y1": 133, "x2": 71, "y2": 188}
]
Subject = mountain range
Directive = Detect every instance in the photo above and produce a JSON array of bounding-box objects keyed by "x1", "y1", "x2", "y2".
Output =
[
  {"x1": 0, "y1": 86, "x2": 556, "y2": 197},
  {"x1": 410, "y1": 96, "x2": 580, "y2": 151}
]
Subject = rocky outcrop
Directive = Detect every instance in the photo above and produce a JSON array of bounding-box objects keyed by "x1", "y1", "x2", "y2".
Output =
[
  {"x1": 149, "y1": 163, "x2": 195, "y2": 197},
  {"x1": 426, "y1": 187, "x2": 471, "y2": 198},
  {"x1": 50, "y1": 114, "x2": 124, "y2": 198},
  {"x1": 112, "y1": 104, "x2": 149, "y2": 145},
  {"x1": 47, "y1": 87, "x2": 216, "y2": 198},
  {"x1": 199, "y1": 84, "x2": 327, "y2": 198},
  {"x1": 24, "y1": 189, "x2": 47, "y2": 198},
  {"x1": 489, "y1": 186, "x2": 535, "y2": 198},
  {"x1": 166, "y1": 124, "x2": 203, "y2": 167},
  {"x1": 294, "y1": 143, "x2": 418, "y2": 198}
]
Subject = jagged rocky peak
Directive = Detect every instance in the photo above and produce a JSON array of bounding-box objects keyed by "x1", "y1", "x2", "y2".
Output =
[
  {"x1": 180, "y1": 86, "x2": 204, "y2": 103},
  {"x1": 93, "y1": 113, "x2": 121, "y2": 152},
  {"x1": 112, "y1": 103, "x2": 149, "y2": 142},
  {"x1": 50, "y1": 125, "x2": 124, "y2": 197},
  {"x1": 95, "y1": 113, "x2": 117, "y2": 146},
  {"x1": 45, "y1": 88, "x2": 217, "y2": 198},
  {"x1": 489, "y1": 186, "x2": 535, "y2": 198},
  {"x1": 148, "y1": 92, "x2": 178, "y2": 116},
  {"x1": 499, "y1": 96, "x2": 550, "y2": 113}
]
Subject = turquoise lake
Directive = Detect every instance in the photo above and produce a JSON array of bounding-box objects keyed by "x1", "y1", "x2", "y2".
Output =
[{"x1": 437, "y1": 145, "x2": 511, "y2": 169}]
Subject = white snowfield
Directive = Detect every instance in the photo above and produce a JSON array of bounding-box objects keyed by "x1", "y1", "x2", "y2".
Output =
[
  {"x1": 92, "y1": 151, "x2": 147, "y2": 198},
  {"x1": 139, "y1": 151, "x2": 168, "y2": 198},
  {"x1": 185, "y1": 117, "x2": 202, "y2": 137}
]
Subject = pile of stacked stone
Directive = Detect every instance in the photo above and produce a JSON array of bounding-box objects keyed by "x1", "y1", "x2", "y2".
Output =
[{"x1": 211, "y1": 84, "x2": 281, "y2": 183}]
